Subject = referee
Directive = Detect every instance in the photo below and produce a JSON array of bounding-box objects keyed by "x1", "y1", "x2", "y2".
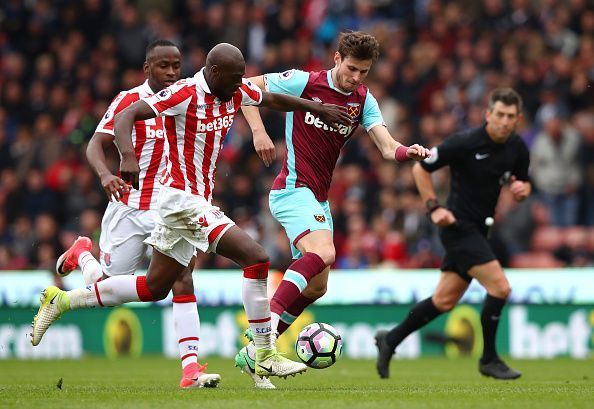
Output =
[{"x1": 375, "y1": 88, "x2": 531, "y2": 380}]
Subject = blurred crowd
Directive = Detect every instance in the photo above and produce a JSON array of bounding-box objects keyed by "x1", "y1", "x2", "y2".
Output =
[{"x1": 0, "y1": 0, "x2": 593, "y2": 272}]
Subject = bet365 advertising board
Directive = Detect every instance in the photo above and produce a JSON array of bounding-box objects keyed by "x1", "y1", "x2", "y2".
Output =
[{"x1": 0, "y1": 269, "x2": 592, "y2": 360}]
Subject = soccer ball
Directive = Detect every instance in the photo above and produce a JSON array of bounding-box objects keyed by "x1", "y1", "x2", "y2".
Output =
[{"x1": 295, "y1": 322, "x2": 342, "y2": 369}]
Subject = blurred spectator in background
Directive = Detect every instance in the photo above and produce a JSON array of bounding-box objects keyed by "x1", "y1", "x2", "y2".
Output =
[
  {"x1": 0, "y1": 0, "x2": 593, "y2": 270},
  {"x1": 530, "y1": 110, "x2": 583, "y2": 226}
]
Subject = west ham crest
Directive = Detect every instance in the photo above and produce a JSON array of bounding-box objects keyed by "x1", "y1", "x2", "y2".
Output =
[
  {"x1": 347, "y1": 102, "x2": 360, "y2": 119},
  {"x1": 314, "y1": 214, "x2": 326, "y2": 223}
]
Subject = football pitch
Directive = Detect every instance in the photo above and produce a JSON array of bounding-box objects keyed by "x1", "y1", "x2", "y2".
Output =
[{"x1": 0, "y1": 357, "x2": 591, "y2": 409}]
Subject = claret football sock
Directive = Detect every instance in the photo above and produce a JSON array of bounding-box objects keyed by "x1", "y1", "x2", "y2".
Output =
[
  {"x1": 270, "y1": 253, "x2": 326, "y2": 332},
  {"x1": 277, "y1": 293, "x2": 316, "y2": 335},
  {"x1": 385, "y1": 297, "x2": 442, "y2": 351}
]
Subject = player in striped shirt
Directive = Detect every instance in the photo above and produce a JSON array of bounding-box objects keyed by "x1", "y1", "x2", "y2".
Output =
[
  {"x1": 53, "y1": 40, "x2": 217, "y2": 388},
  {"x1": 236, "y1": 31, "x2": 431, "y2": 387},
  {"x1": 32, "y1": 43, "x2": 351, "y2": 381}
]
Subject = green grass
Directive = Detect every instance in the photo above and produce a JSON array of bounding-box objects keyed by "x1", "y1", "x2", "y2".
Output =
[{"x1": 0, "y1": 357, "x2": 592, "y2": 409}]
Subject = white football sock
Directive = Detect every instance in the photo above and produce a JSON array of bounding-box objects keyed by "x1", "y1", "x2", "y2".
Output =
[
  {"x1": 67, "y1": 276, "x2": 143, "y2": 309},
  {"x1": 78, "y1": 251, "x2": 104, "y2": 284},
  {"x1": 173, "y1": 295, "x2": 200, "y2": 369}
]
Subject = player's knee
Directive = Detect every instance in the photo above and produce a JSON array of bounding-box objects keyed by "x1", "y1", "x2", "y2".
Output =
[
  {"x1": 432, "y1": 294, "x2": 457, "y2": 312},
  {"x1": 302, "y1": 283, "x2": 327, "y2": 300},
  {"x1": 148, "y1": 285, "x2": 169, "y2": 301},
  {"x1": 314, "y1": 248, "x2": 335, "y2": 267},
  {"x1": 492, "y1": 282, "x2": 511, "y2": 300},
  {"x1": 172, "y1": 269, "x2": 194, "y2": 295}
]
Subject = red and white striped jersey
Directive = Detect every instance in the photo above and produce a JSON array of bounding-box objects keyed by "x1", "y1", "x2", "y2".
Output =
[
  {"x1": 142, "y1": 69, "x2": 263, "y2": 202},
  {"x1": 95, "y1": 80, "x2": 166, "y2": 210}
]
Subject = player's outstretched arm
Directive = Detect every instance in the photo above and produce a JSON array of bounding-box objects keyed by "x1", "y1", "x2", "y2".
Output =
[
  {"x1": 259, "y1": 92, "x2": 352, "y2": 128},
  {"x1": 114, "y1": 100, "x2": 156, "y2": 190},
  {"x1": 368, "y1": 125, "x2": 431, "y2": 162},
  {"x1": 86, "y1": 132, "x2": 129, "y2": 202},
  {"x1": 412, "y1": 162, "x2": 456, "y2": 226}
]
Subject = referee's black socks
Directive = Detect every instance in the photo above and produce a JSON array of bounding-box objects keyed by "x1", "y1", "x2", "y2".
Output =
[
  {"x1": 385, "y1": 297, "x2": 442, "y2": 351},
  {"x1": 480, "y1": 294, "x2": 507, "y2": 363}
]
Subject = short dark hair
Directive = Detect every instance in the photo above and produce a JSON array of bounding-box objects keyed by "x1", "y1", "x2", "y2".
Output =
[
  {"x1": 488, "y1": 88, "x2": 523, "y2": 113},
  {"x1": 145, "y1": 39, "x2": 178, "y2": 60},
  {"x1": 337, "y1": 31, "x2": 380, "y2": 62}
]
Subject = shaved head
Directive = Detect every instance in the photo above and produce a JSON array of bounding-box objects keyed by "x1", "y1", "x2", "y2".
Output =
[
  {"x1": 206, "y1": 43, "x2": 244, "y2": 70},
  {"x1": 204, "y1": 43, "x2": 246, "y2": 101}
]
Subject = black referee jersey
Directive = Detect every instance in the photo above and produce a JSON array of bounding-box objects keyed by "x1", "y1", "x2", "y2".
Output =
[{"x1": 421, "y1": 125, "x2": 530, "y2": 227}]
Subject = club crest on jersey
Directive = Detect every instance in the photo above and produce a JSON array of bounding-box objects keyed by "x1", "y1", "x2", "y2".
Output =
[
  {"x1": 347, "y1": 102, "x2": 361, "y2": 119},
  {"x1": 312, "y1": 97, "x2": 322, "y2": 103},
  {"x1": 314, "y1": 214, "x2": 326, "y2": 223},
  {"x1": 226, "y1": 100, "x2": 234, "y2": 112},
  {"x1": 157, "y1": 88, "x2": 172, "y2": 100},
  {"x1": 101, "y1": 251, "x2": 111, "y2": 266}
]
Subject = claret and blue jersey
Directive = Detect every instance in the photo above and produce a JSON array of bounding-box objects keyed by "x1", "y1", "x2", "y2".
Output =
[
  {"x1": 265, "y1": 69, "x2": 385, "y2": 202},
  {"x1": 265, "y1": 69, "x2": 385, "y2": 258}
]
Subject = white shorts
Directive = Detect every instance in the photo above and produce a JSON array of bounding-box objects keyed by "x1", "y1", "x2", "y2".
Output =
[
  {"x1": 144, "y1": 186, "x2": 234, "y2": 267},
  {"x1": 99, "y1": 201, "x2": 156, "y2": 276}
]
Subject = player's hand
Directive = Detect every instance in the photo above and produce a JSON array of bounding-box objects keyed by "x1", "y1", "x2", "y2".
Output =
[
  {"x1": 509, "y1": 175, "x2": 529, "y2": 202},
  {"x1": 317, "y1": 103, "x2": 352, "y2": 128},
  {"x1": 120, "y1": 153, "x2": 140, "y2": 190},
  {"x1": 253, "y1": 131, "x2": 276, "y2": 167},
  {"x1": 431, "y1": 207, "x2": 456, "y2": 227},
  {"x1": 407, "y1": 144, "x2": 432, "y2": 161},
  {"x1": 101, "y1": 174, "x2": 129, "y2": 202}
]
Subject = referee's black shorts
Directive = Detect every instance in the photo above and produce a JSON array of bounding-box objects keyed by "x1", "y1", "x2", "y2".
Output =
[{"x1": 438, "y1": 219, "x2": 496, "y2": 282}]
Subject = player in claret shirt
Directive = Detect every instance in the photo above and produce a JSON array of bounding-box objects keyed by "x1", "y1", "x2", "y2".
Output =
[
  {"x1": 31, "y1": 43, "x2": 351, "y2": 382},
  {"x1": 236, "y1": 31, "x2": 431, "y2": 388}
]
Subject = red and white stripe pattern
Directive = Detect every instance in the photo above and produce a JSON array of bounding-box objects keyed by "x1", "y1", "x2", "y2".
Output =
[
  {"x1": 95, "y1": 81, "x2": 166, "y2": 210},
  {"x1": 142, "y1": 69, "x2": 263, "y2": 201}
]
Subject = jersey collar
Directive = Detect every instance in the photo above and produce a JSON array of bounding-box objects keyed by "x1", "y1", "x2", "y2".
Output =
[
  {"x1": 327, "y1": 70, "x2": 352, "y2": 96},
  {"x1": 140, "y1": 80, "x2": 154, "y2": 97},
  {"x1": 194, "y1": 68, "x2": 212, "y2": 94}
]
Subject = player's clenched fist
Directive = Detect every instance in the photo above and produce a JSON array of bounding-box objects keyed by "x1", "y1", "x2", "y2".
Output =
[
  {"x1": 120, "y1": 152, "x2": 140, "y2": 190},
  {"x1": 509, "y1": 175, "x2": 530, "y2": 202},
  {"x1": 101, "y1": 174, "x2": 129, "y2": 202},
  {"x1": 406, "y1": 144, "x2": 432, "y2": 161},
  {"x1": 430, "y1": 207, "x2": 457, "y2": 227},
  {"x1": 317, "y1": 103, "x2": 352, "y2": 128}
]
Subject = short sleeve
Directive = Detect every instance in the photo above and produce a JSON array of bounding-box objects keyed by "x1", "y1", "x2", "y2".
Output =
[
  {"x1": 420, "y1": 133, "x2": 466, "y2": 172},
  {"x1": 142, "y1": 79, "x2": 195, "y2": 117},
  {"x1": 263, "y1": 69, "x2": 309, "y2": 97},
  {"x1": 95, "y1": 91, "x2": 139, "y2": 135},
  {"x1": 240, "y1": 79, "x2": 263, "y2": 106},
  {"x1": 361, "y1": 91, "x2": 386, "y2": 131}
]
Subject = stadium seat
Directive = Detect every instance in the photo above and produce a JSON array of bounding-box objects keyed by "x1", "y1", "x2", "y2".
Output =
[
  {"x1": 509, "y1": 252, "x2": 564, "y2": 268},
  {"x1": 530, "y1": 226, "x2": 565, "y2": 252}
]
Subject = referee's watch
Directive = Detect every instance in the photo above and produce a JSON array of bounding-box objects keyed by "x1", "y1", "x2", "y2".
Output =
[{"x1": 425, "y1": 198, "x2": 442, "y2": 214}]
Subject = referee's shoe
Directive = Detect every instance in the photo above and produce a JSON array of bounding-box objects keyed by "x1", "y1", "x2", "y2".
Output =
[
  {"x1": 374, "y1": 330, "x2": 394, "y2": 378},
  {"x1": 479, "y1": 358, "x2": 522, "y2": 380}
]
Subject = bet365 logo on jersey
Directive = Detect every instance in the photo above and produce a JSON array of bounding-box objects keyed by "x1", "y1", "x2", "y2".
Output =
[
  {"x1": 304, "y1": 111, "x2": 353, "y2": 136},
  {"x1": 197, "y1": 114, "x2": 235, "y2": 132}
]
